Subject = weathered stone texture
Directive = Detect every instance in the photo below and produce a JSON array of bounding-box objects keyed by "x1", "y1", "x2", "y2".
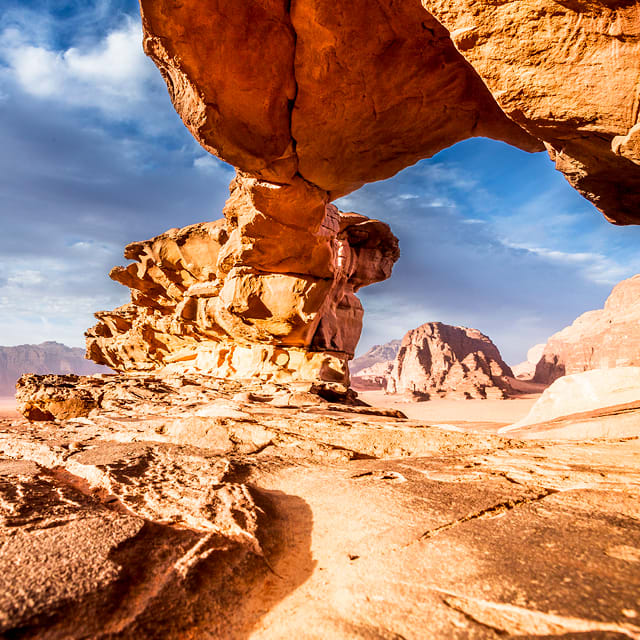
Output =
[
  {"x1": 86, "y1": 182, "x2": 399, "y2": 386},
  {"x1": 422, "y1": 0, "x2": 640, "y2": 223},
  {"x1": 141, "y1": 0, "x2": 640, "y2": 223},
  {"x1": 4, "y1": 372, "x2": 640, "y2": 638}
]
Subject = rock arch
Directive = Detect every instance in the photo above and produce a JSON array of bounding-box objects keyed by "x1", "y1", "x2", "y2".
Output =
[{"x1": 87, "y1": 0, "x2": 640, "y2": 386}]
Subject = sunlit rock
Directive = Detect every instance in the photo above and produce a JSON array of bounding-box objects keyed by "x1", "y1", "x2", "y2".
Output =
[
  {"x1": 387, "y1": 322, "x2": 514, "y2": 399},
  {"x1": 86, "y1": 188, "x2": 399, "y2": 386},
  {"x1": 535, "y1": 274, "x2": 640, "y2": 384}
]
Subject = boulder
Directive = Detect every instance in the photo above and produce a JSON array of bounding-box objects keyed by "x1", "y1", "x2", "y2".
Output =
[
  {"x1": 535, "y1": 274, "x2": 640, "y2": 384},
  {"x1": 386, "y1": 322, "x2": 514, "y2": 399}
]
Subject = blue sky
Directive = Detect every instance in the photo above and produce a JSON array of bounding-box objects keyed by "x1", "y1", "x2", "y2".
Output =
[{"x1": 1, "y1": 0, "x2": 639, "y2": 364}]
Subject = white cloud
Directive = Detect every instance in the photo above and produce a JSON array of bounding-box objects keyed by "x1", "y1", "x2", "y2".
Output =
[
  {"x1": 0, "y1": 19, "x2": 160, "y2": 118},
  {"x1": 502, "y1": 240, "x2": 638, "y2": 285},
  {"x1": 193, "y1": 154, "x2": 234, "y2": 176},
  {"x1": 7, "y1": 269, "x2": 44, "y2": 287}
]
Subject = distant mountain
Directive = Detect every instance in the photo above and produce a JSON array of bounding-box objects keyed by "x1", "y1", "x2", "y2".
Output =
[
  {"x1": 350, "y1": 339, "x2": 402, "y2": 376},
  {"x1": 0, "y1": 342, "x2": 110, "y2": 395}
]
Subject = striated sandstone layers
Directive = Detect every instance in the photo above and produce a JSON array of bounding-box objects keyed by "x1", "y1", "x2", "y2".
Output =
[
  {"x1": 534, "y1": 274, "x2": 640, "y2": 384},
  {"x1": 87, "y1": 174, "x2": 399, "y2": 386},
  {"x1": 387, "y1": 322, "x2": 514, "y2": 399},
  {"x1": 140, "y1": 0, "x2": 640, "y2": 223}
]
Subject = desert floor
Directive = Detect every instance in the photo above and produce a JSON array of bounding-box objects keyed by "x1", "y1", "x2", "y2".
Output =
[
  {"x1": 357, "y1": 389, "x2": 542, "y2": 433},
  {"x1": 0, "y1": 396, "x2": 18, "y2": 419}
]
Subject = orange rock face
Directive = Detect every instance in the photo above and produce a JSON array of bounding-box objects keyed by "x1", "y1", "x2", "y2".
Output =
[
  {"x1": 422, "y1": 0, "x2": 640, "y2": 223},
  {"x1": 86, "y1": 182, "x2": 399, "y2": 386},
  {"x1": 534, "y1": 274, "x2": 640, "y2": 384},
  {"x1": 387, "y1": 322, "x2": 514, "y2": 399},
  {"x1": 140, "y1": 0, "x2": 640, "y2": 222}
]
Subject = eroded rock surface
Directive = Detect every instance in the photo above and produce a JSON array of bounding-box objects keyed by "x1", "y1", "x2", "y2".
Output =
[
  {"x1": 3, "y1": 373, "x2": 640, "y2": 638},
  {"x1": 535, "y1": 274, "x2": 640, "y2": 384},
  {"x1": 86, "y1": 185, "x2": 399, "y2": 387},
  {"x1": 387, "y1": 322, "x2": 514, "y2": 399},
  {"x1": 141, "y1": 0, "x2": 640, "y2": 223}
]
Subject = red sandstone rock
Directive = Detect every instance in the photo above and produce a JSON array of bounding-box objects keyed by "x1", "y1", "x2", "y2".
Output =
[
  {"x1": 534, "y1": 274, "x2": 640, "y2": 384},
  {"x1": 387, "y1": 322, "x2": 514, "y2": 399},
  {"x1": 140, "y1": 0, "x2": 640, "y2": 223}
]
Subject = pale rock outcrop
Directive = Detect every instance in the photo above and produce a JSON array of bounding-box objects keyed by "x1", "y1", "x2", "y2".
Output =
[
  {"x1": 534, "y1": 274, "x2": 640, "y2": 384},
  {"x1": 504, "y1": 367, "x2": 640, "y2": 432},
  {"x1": 141, "y1": 0, "x2": 640, "y2": 223},
  {"x1": 511, "y1": 343, "x2": 546, "y2": 380},
  {"x1": 387, "y1": 322, "x2": 514, "y2": 399},
  {"x1": 87, "y1": 179, "x2": 399, "y2": 387}
]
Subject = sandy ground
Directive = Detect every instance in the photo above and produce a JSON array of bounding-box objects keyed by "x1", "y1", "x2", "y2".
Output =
[
  {"x1": 357, "y1": 390, "x2": 542, "y2": 432},
  {"x1": 0, "y1": 397, "x2": 19, "y2": 419}
]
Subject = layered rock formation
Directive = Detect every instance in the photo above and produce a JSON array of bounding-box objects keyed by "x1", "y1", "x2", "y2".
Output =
[
  {"x1": 0, "y1": 342, "x2": 108, "y2": 396},
  {"x1": 140, "y1": 0, "x2": 640, "y2": 224},
  {"x1": 387, "y1": 323, "x2": 514, "y2": 399},
  {"x1": 535, "y1": 274, "x2": 640, "y2": 384},
  {"x1": 87, "y1": 180, "x2": 399, "y2": 386},
  {"x1": 85, "y1": 2, "x2": 640, "y2": 384}
]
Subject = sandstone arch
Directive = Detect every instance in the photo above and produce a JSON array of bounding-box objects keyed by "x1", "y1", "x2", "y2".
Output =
[{"x1": 87, "y1": 0, "x2": 640, "y2": 386}]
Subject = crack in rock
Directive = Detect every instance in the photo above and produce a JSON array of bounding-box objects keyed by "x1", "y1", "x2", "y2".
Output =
[
  {"x1": 417, "y1": 487, "x2": 558, "y2": 542},
  {"x1": 436, "y1": 589, "x2": 640, "y2": 639}
]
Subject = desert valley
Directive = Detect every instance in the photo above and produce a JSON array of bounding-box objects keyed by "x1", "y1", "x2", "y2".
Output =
[{"x1": 1, "y1": 0, "x2": 640, "y2": 638}]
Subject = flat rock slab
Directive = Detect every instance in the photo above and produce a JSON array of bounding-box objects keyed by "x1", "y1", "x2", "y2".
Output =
[{"x1": 1, "y1": 374, "x2": 639, "y2": 638}]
